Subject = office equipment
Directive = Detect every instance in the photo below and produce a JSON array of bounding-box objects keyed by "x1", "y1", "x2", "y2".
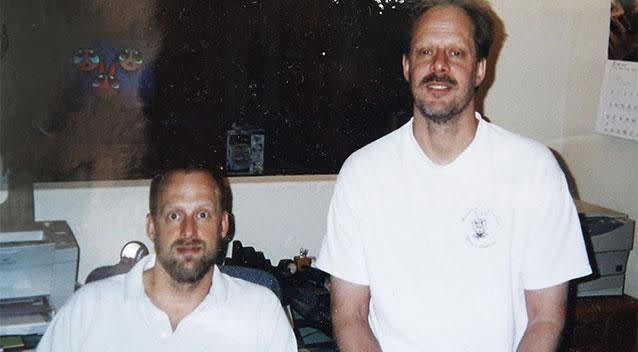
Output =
[
  {"x1": 0, "y1": 335, "x2": 26, "y2": 350},
  {"x1": 575, "y1": 201, "x2": 635, "y2": 297},
  {"x1": 0, "y1": 221, "x2": 78, "y2": 335}
]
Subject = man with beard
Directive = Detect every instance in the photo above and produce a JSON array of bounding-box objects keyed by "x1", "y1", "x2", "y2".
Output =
[
  {"x1": 316, "y1": 1, "x2": 591, "y2": 351},
  {"x1": 37, "y1": 164, "x2": 297, "y2": 352}
]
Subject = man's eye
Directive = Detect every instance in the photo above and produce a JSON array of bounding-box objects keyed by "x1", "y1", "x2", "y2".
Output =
[
  {"x1": 197, "y1": 211, "x2": 209, "y2": 219},
  {"x1": 420, "y1": 49, "x2": 432, "y2": 56},
  {"x1": 168, "y1": 212, "x2": 180, "y2": 221},
  {"x1": 450, "y1": 50, "x2": 462, "y2": 57}
]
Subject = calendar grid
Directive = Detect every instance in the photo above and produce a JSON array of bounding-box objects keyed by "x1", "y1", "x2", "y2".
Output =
[{"x1": 596, "y1": 60, "x2": 638, "y2": 142}]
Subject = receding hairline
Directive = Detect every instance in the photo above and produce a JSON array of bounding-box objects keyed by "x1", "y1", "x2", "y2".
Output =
[
  {"x1": 406, "y1": 0, "x2": 495, "y2": 61},
  {"x1": 150, "y1": 169, "x2": 225, "y2": 216},
  {"x1": 409, "y1": 5, "x2": 476, "y2": 48}
]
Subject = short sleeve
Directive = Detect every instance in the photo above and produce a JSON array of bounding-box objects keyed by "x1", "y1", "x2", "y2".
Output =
[
  {"x1": 36, "y1": 287, "x2": 94, "y2": 352},
  {"x1": 261, "y1": 292, "x2": 298, "y2": 352},
  {"x1": 521, "y1": 150, "x2": 592, "y2": 289},
  {"x1": 315, "y1": 158, "x2": 370, "y2": 285}
]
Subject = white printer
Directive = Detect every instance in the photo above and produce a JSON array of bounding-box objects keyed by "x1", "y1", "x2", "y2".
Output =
[
  {"x1": 0, "y1": 221, "x2": 78, "y2": 335},
  {"x1": 575, "y1": 201, "x2": 636, "y2": 297}
]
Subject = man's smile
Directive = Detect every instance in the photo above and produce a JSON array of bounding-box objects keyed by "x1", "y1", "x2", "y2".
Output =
[{"x1": 420, "y1": 74, "x2": 457, "y2": 95}]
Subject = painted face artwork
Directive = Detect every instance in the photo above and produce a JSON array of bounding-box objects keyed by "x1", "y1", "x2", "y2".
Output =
[
  {"x1": 117, "y1": 48, "x2": 144, "y2": 72},
  {"x1": 73, "y1": 48, "x2": 101, "y2": 72},
  {"x1": 91, "y1": 61, "x2": 120, "y2": 98}
]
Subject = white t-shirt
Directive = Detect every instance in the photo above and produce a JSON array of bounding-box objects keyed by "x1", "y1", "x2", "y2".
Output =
[
  {"x1": 317, "y1": 113, "x2": 592, "y2": 351},
  {"x1": 37, "y1": 255, "x2": 297, "y2": 352}
]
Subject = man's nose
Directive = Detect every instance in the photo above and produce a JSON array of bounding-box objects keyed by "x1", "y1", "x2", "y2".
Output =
[
  {"x1": 181, "y1": 216, "x2": 196, "y2": 238},
  {"x1": 431, "y1": 51, "x2": 449, "y2": 73}
]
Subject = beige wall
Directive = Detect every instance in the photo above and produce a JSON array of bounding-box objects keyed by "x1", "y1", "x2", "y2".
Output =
[{"x1": 484, "y1": 0, "x2": 637, "y2": 296}]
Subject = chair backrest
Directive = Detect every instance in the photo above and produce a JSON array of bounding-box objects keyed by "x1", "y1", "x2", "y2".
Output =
[
  {"x1": 219, "y1": 265, "x2": 283, "y2": 302},
  {"x1": 85, "y1": 241, "x2": 149, "y2": 284}
]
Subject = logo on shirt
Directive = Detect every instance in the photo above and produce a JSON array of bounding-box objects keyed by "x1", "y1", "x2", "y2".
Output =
[{"x1": 461, "y1": 208, "x2": 498, "y2": 248}]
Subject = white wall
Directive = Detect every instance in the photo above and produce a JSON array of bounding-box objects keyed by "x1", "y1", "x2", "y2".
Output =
[
  {"x1": 484, "y1": 0, "x2": 638, "y2": 297},
  {"x1": 34, "y1": 176, "x2": 336, "y2": 283},
  {"x1": 24, "y1": 0, "x2": 638, "y2": 297}
]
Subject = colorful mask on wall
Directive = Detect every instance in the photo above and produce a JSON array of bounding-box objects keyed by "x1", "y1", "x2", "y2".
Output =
[
  {"x1": 91, "y1": 61, "x2": 120, "y2": 98},
  {"x1": 117, "y1": 49, "x2": 143, "y2": 72},
  {"x1": 73, "y1": 48, "x2": 101, "y2": 72}
]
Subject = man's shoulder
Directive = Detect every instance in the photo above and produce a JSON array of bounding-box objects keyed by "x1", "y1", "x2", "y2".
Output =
[
  {"x1": 483, "y1": 120, "x2": 555, "y2": 163},
  {"x1": 485, "y1": 120, "x2": 546, "y2": 149},
  {"x1": 340, "y1": 119, "x2": 411, "y2": 173},
  {"x1": 356, "y1": 119, "x2": 410, "y2": 157},
  {"x1": 44, "y1": 273, "x2": 127, "y2": 336},
  {"x1": 220, "y1": 271, "x2": 280, "y2": 304},
  {"x1": 70, "y1": 274, "x2": 127, "y2": 306}
]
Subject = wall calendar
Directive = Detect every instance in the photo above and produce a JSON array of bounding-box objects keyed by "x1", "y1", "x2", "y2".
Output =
[{"x1": 596, "y1": 60, "x2": 638, "y2": 142}]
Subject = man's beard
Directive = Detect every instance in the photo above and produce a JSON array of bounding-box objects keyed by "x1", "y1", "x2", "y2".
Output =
[
  {"x1": 154, "y1": 237, "x2": 218, "y2": 284},
  {"x1": 413, "y1": 72, "x2": 476, "y2": 124}
]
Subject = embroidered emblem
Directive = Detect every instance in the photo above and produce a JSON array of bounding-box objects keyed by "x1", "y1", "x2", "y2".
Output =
[{"x1": 461, "y1": 208, "x2": 498, "y2": 248}]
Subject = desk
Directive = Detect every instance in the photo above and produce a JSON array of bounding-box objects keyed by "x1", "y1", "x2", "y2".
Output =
[{"x1": 563, "y1": 295, "x2": 637, "y2": 352}]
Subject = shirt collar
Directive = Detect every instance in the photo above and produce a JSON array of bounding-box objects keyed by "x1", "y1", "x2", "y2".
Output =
[
  {"x1": 123, "y1": 254, "x2": 230, "y2": 307},
  {"x1": 407, "y1": 111, "x2": 486, "y2": 167}
]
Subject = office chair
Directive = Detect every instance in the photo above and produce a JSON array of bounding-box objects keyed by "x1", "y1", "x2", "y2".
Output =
[{"x1": 85, "y1": 241, "x2": 149, "y2": 284}]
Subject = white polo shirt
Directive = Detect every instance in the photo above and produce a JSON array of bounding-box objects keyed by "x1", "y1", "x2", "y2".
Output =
[{"x1": 37, "y1": 255, "x2": 297, "y2": 352}]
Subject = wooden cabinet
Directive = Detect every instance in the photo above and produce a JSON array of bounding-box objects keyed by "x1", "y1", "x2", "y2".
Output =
[{"x1": 562, "y1": 295, "x2": 637, "y2": 352}]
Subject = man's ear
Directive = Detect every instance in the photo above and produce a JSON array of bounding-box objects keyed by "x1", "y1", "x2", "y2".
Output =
[
  {"x1": 402, "y1": 53, "x2": 411, "y2": 82},
  {"x1": 474, "y1": 58, "x2": 487, "y2": 87},
  {"x1": 146, "y1": 214, "x2": 156, "y2": 242},
  {"x1": 220, "y1": 211, "x2": 230, "y2": 240}
]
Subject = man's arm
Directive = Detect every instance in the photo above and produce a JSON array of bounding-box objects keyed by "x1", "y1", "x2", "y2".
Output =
[
  {"x1": 36, "y1": 292, "x2": 86, "y2": 352},
  {"x1": 262, "y1": 290, "x2": 298, "y2": 352},
  {"x1": 517, "y1": 282, "x2": 568, "y2": 352},
  {"x1": 330, "y1": 276, "x2": 381, "y2": 352}
]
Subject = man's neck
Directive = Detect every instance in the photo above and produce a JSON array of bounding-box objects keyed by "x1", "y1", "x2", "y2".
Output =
[
  {"x1": 412, "y1": 109, "x2": 478, "y2": 165},
  {"x1": 143, "y1": 264, "x2": 213, "y2": 331}
]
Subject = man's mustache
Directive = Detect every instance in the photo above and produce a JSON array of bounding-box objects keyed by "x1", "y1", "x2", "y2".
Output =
[
  {"x1": 421, "y1": 74, "x2": 457, "y2": 86},
  {"x1": 172, "y1": 239, "x2": 205, "y2": 249}
]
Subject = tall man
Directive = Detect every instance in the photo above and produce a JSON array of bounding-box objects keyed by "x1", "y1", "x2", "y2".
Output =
[
  {"x1": 37, "y1": 164, "x2": 297, "y2": 351},
  {"x1": 316, "y1": 1, "x2": 592, "y2": 351}
]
